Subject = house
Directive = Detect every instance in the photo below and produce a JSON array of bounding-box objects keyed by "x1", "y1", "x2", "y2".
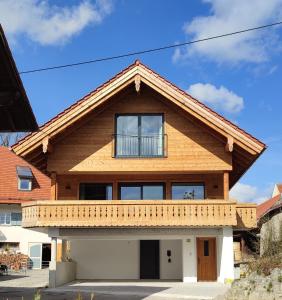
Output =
[
  {"x1": 0, "y1": 24, "x2": 38, "y2": 132},
  {"x1": 12, "y1": 61, "x2": 265, "y2": 287},
  {"x1": 257, "y1": 184, "x2": 282, "y2": 255},
  {"x1": 0, "y1": 146, "x2": 55, "y2": 268}
]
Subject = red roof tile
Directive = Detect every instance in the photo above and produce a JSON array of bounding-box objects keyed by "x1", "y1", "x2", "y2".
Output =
[
  {"x1": 277, "y1": 184, "x2": 282, "y2": 193},
  {"x1": 0, "y1": 146, "x2": 50, "y2": 203},
  {"x1": 257, "y1": 194, "x2": 281, "y2": 219},
  {"x1": 12, "y1": 60, "x2": 266, "y2": 150}
]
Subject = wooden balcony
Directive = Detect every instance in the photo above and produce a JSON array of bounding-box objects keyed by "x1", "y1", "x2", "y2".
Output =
[{"x1": 21, "y1": 200, "x2": 256, "y2": 229}]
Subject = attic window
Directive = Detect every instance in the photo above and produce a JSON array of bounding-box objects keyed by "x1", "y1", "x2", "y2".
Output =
[{"x1": 16, "y1": 166, "x2": 33, "y2": 191}]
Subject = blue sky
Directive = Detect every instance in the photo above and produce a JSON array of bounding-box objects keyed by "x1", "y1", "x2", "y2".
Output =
[{"x1": 1, "y1": 0, "x2": 282, "y2": 202}]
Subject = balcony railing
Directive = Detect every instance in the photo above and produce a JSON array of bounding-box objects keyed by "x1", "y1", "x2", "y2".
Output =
[
  {"x1": 113, "y1": 134, "x2": 167, "y2": 157},
  {"x1": 21, "y1": 200, "x2": 256, "y2": 229}
]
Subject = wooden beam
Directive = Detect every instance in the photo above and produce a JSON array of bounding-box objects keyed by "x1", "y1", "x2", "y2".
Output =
[
  {"x1": 135, "y1": 74, "x2": 141, "y2": 93},
  {"x1": 50, "y1": 172, "x2": 57, "y2": 200},
  {"x1": 42, "y1": 136, "x2": 53, "y2": 154},
  {"x1": 223, "y1": 172, "x2": 229, "y2": 200},
  {"x1": 225, "y1": 136, "x2": 234, "y2": 152}
]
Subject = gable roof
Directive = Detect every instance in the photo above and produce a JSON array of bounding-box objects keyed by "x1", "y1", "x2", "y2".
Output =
[
  {"x1": 0, "y1": 24, "x2": 38, "y2": 132},
  {"x1": 257, "y1": 194, "x2": 282, "y2": 220},
  {"x1": 12, "y1": 60, "x2": 266, "y2": 185},
  {"x1": 0, "y1": 146, "x2": 50, "y2": 203}
]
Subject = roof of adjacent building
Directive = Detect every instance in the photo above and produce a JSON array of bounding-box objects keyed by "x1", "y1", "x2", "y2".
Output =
[
  {"x1": 0, "y1": 146, "x2": 50, "y2": 203},
  {"x1": 257, "y1": 193, "x2": 282, "y2": 220},
  {"x1": 277, "y1": 184, "x2": 282, "y2": 193},
  {"x1": 12, "y1": 60, "x2": 266, "y2": 186},
  {"x1": 0, "y1": 24, "x2": 38, "y2": 132}
]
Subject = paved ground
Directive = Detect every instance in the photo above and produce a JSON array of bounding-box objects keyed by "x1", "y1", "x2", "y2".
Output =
[{"x1": 0, "y1": 270, "x2": 229, "y2": 300}]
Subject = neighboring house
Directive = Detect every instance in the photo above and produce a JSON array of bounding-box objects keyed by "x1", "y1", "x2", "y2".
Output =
[
  {"x1": 272, "y1": 183, "x2": 282, "y2": 198},
  {"x1": 0, "y1": 146, "x2": 52, "y2": 268},
  {"x1": 257, "y1": 184, "x2": 282, "y2": 255},
  {"x1": 0, "y1": 24, "x2": 38, "y2": 132},
  {"x1": 12, "y1": 61, "x2": 265, "y2": 287}
]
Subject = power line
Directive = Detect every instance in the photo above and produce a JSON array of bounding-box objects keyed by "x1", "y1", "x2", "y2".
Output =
[{"x1": 20, "y1": 21, "x2": 282, "y2": 75}]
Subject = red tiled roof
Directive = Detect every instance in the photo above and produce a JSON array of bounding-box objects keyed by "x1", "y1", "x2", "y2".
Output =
[
  {"x1": 0, "y1": 146, "x2": 50, "y2": 202},
  {"x1": 12, "y1": 60, "x2": 266, "y2": 150},
  {"x1": 257, "y1": 194, "x2": 281, "y2": 219}
]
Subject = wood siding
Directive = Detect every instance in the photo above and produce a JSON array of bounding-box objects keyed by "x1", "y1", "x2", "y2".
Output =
[
  {"x1": 55, "y1": 173, "x2": 225, "y2": 200},
  {"x1": 47, "y1": 87, "x2": 232, "y2": 174}
]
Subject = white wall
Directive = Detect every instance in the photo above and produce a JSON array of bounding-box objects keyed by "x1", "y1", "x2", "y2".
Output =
[
  {"x1": 70, "y1": 240, "x2": 139, "y2": 280},
  {"x1": 218, "y1": 227, "x2": 234, "y2": 283},
  {"x1": 160, "y1": 240, "x2": 182, "y2": 280},
  {"x1": 182, "y1": 237, "x2": 197, "y2": 282},
  {"x1": 0, "y1": 205, "x2": 51, "y2": 254}
]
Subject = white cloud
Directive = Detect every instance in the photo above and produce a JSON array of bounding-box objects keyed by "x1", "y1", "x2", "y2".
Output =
[
  {"x1": 0, "y1": 0, "x2": 113, "y2": 46},
  {"x1": 230, "y1": 183, "x2": 271, "y2": 203},
  {"x1": 174, "y1": 0, "x2": 282, "y2": 64},
  {"x1": 187, "y1": 83, "x2": 244, "y2": 114}
]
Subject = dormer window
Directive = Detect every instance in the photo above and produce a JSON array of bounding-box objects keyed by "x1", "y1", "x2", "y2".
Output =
[
  {"x1": 115, "y1": 114, "x2": 164, "y2": 157},
  {"x1": 16, "y1": 166, "x2": 33, "y2": 191}
]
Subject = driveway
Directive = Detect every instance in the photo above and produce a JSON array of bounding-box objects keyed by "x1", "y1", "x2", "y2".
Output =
[{"x1": 0, "y1": 271, "x2": 229, "y2": 300}]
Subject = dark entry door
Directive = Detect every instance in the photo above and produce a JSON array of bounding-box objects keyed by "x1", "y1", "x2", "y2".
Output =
[
  {"x1": 197, "y1": 237, "x2": 217, "y2": 281},
  {"x1": 140, "y1": 240, "x2": 160, "y2": 279}
]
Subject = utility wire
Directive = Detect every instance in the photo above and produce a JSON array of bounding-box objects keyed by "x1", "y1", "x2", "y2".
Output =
[{"x1": 20, "y1": 21, "x2": 282, "y2": 75}]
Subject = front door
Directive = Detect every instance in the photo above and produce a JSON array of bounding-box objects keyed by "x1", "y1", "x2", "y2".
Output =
[
  {"x1": 140, "y1": 240, "x2": 160, "y2": 279},
  {"x1": 197, "y1": 237, "x2": 217, "y2": 281}
]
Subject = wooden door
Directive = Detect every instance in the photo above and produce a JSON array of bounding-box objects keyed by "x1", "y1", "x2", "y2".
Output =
[
  {"x1": 197, "y1": 237, "x2": 217, "y2": 281},
  {"x1": 140, "y1": 240, "x2": 160, "y2": 279}
]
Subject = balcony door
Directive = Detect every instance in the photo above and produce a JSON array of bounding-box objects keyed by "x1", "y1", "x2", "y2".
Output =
[
  {"x1": 115, "y1": 114, "x2": 164, "y2": 157},
  {"x1": 119, "y1": 183, "x2": 165, "y2": 200}
]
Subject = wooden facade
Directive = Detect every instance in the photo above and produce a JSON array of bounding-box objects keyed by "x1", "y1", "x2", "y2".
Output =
[{"x1": 13, "y1": 61, "x2": 265, "y2": 230}]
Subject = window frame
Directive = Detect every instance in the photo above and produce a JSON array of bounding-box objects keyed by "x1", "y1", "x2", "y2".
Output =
[
  {"x1": 114, "y1": 113, "x2": 165, "y2": 158},
  {"x1": 18, "y1": 177, "x2": 32, "y2": 191},
  {"x1": 171, "y1": 182, "x2": 206, "y2": 200},
  {"x1": 118, "y1": 182, "x2": 166, "y2": 200},
  {"x1": 0, "y1": 212, "x2": 11, "y2": 225}
]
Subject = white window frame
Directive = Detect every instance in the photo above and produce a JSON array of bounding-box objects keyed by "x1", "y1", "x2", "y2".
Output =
[
  {"x1": 0, "y1": 212, "x2": 11, "y2": 225},
  {"x1": 18, "y1": 177, "x2": 32, "y2": 191}
]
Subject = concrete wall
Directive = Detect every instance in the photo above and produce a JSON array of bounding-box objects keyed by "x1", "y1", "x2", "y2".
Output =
[
  {"x1": 49, "y1": 261, "x2": 76, "y2": 288},
  {"x1": 260, "y1": 212, "x2": 282, "y2": 254},
  {"x1": 160, "y1": 240, "x2": 182, "y2": 280},
  {"x1": 71, "y1": 240, "x2": 139, "y2": 280}
]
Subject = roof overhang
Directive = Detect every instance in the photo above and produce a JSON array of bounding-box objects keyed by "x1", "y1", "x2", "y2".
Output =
[
  {"x1": 0, "y1": 24, "x2": 38, "y2": 132},
  {"x1": 12, "y1": 61, "x2": 266, "y2": 185}
]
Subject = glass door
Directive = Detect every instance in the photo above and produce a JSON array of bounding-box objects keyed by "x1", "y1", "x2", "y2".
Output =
[
  {"x1": 28, "y1": 243, "x2": 42, "y2": 269},
  {"x1": 119, "y1": 183, "x2": 165, "y2": 200}
]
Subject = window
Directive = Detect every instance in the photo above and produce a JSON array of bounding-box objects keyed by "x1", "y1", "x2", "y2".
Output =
[
  {"x1": 11, "y1": 213, "x2": 22, "y2": 226},
  {"x1": 79, "y1": 183, "x2": 112, "y2": 200},
  {"x1": 0, "y1": 213, "x2": 11, "y2": 225},
  {"x1": 0, "y1": 213, "x2": 22, "y2": 226},
  {"x1": 204, "y1": 240, "x2": 209, "y2": 256},
  {"x1": 119, "y1": 183, "x2": 165, "y2": 200},
  {"x1": 16, "y1": 166, "x2": 33, "y2": 191},
  {"x1": 115, "y1": 114, "x2": 164, "y2": 157},
  {"x1": 18, "y1": 178, "x2": 32, "y2": 191},
  {"x1": 172, "y1": 183, "x2": 205, "y2": 200}
]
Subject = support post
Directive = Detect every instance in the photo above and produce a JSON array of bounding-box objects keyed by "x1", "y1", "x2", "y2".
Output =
[
  {"x1": 223, "y1": 172, "x2": 229, "y2": 200},
  {"x1": 49, "y1": 237, "x2": 57, "y2": 288},
  {"x1": 50, "y1": 172, "x2": 57, "y2": 200},
  {"x1": 218, "y1": 227, "x2": 234, "y2": 283}
]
